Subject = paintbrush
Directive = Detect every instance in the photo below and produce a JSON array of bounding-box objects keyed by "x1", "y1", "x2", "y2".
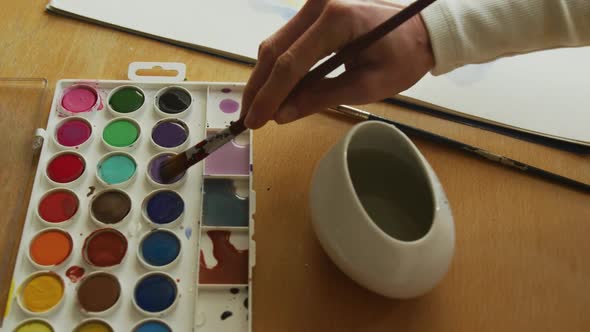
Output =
[
  {"x1": 330, "y1": 105, "x2": 590, "y2": 193},
  {"x1": 159, "y1": 0, "x2": 438, "y2": 181}
]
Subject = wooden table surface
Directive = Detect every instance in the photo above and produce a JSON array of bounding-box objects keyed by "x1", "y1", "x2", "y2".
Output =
[{"x1": 1, "y1": 1, "x2": 589, "y2": 331}]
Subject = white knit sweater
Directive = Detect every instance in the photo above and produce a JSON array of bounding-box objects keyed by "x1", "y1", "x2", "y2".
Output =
[{"x1": 421, "y1": 0, "x2": 590, "y2": 75}]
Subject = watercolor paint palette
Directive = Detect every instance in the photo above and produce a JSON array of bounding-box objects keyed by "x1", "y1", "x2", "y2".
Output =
[{"x1": 3, "y1": 63, "x2": 255, "y2": 332}]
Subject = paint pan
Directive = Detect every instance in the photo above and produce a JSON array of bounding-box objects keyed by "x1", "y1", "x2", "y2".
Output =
[
  {"x1": 146, "y1": 152, "x2": 186, "y2": 188},
  {"x1": 59, "y1": 84, "x2": 101, "y2": 117},
  {"x1": 102, "y1": 117, "x2": 141, "y2": 151},
  {"x1": 199, "y1": 231, "x2": 249, "y2": 285},
  {"x1": 53, "y1": 116, "x2": 93, "y2": 150},
  {"x1": 150, "y1": 118, "x2": 190, "y2": 151},
  {"x1": 133, "y1": 272, "x2": 179, "y2": 316},
  {"x1": 27, "y1": 228, "x2": 73, "y2": 269},
  {"x1": 96, "y1": 152, "x2": 137, "y2": 188},
  {"x1": 132, "y1": 319, "x2": 172, "y2": 332},
  {"x1": 203, "y1": 178, "x2": 249, "y2": 227},
  {"x1": 45, "y1": 151, "x2": 86, "y2": 187},
  {"x1": 73, "y1": 318, "x2": 114, "y2": 332},
  {"x1": 82, "y1": 228, "x2": 128, "y2": 269},
  {"x1": 13, "y1": 318, "x2": 54, "y2": 332},
  {"x1": 36, "y1": 188, "x2": 79, "y2": 227},
  {"x1": 137, "y1": 229, "x2": 182, "y2": 270},
  {"x1": 204, "y1": 129, "x2": 250, "y2": 176},
  {"x1": 76, "y1": 272, "x2": 121, "y2": 316},
  {"x1": 141, "y1": 189, "x2": 184, "y2": 228},
  {"x1": 16, "y1": 271, "x2": 65, "y2": 316},
  {"x1": 153, "y1": 86, "x2": 193, "y2": 117},
  {"x1": 107, "y1": 85, "x2": 146, "y2": 117},
  {"x1": 90, "y1": 189, "x2": 132, "y2": 228}
]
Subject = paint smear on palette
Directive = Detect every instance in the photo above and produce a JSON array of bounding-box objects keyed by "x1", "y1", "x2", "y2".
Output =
[
  {"x1": 184, "y1": 227, "x2": 192, "y2": 240},
  {"x1": 87, "y1": 186, "x2": 96, "y2": 197},
  {"x1": 66, "y1": 266, "x2": 85, "y2": 283},
  {"x1": 204, "y1": 130, "x2": 249, "y2": 176},
  {"x1": 199, "y1": 231, "x2": 248, "y2": 284},
  {"x1": 203, "y1": 179, "x2": 249, "y2": 227},
  {"x1": 219, "y1": 99, "x2": 239, "y2": 114}
]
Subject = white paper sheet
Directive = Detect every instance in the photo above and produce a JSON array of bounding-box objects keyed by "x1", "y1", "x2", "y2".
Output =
[{"x1": 47, "y1": 0, "x2": 590, "y2": 143}]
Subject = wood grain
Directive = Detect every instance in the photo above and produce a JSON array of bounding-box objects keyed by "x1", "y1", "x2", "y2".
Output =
[{"x1": 1, "y1": 1, "x2": 589, "y2": 331}]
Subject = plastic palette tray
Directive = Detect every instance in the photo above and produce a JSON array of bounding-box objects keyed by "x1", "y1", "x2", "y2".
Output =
[{"x1": 3, "y1": 63, "x2": 255, "y2": 332}]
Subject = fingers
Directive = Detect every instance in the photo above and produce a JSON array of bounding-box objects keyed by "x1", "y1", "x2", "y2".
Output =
[
  {"x1": 240, "y1": 0, "x2": 328, "y2": 121},
  {"x1": 245, "y1": 1, "x2": 357, "y2": 129},
  {"x1": 274, "y1": 65, "x2": 406, "y2": 124}
]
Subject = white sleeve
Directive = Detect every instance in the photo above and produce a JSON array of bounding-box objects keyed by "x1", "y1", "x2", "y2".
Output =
[{"x1": 420, "y1": 0, "x2": 590, "y2": 75}]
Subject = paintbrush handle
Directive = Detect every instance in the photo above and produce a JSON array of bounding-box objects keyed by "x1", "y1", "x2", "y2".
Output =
[
  {"x1": 331, "y1": 105, "x2": 590, "y2": 193},
  {"x1": 368, "y1": 113, "x2": 590, "y2": 193}
]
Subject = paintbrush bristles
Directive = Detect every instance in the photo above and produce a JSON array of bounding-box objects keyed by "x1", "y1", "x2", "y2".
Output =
[
  {"x1": 159, "y1": 119, "x2": 248, "y2": 181},
  {"x1": 159, "y1": 153, "x2": 191, "y2": 182}
]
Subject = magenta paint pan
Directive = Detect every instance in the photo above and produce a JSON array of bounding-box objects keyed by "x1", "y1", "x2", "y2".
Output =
[
  {"x1": 59, "y1": 84, "x2": 102, "y2": 117},
  {"x1": 204, "y1": 130, "x2": 250, "y2": 176},
  {"x1": 53, "y1": 116, "x2": 93, "y2": 149}
]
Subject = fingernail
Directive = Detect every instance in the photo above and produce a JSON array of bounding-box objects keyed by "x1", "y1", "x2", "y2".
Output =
[{"x1": 275, "y1": 104, "x2": 299, "y2": 124}]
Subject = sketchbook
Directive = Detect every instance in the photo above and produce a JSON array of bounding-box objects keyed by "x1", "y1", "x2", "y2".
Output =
[{"x1": 46, "y1": 0, "x2": 590, "y2": 145}]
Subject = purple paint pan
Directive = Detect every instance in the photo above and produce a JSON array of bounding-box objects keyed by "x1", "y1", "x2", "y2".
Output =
[
  {"x1": 150, "y1": 119, "x2": 189, "y2": 151},
  {"x1": 147, "y1": 153, "x2": 186, "y2": 188}
]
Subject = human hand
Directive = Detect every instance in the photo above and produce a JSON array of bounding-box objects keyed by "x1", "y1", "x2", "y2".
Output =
[{"x1": 241, "y1": 0, "x2": 435, "y2": 129}]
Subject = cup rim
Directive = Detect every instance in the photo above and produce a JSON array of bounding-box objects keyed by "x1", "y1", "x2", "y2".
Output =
[{"x1": 340, "y1": 121, "x2": 438, "y2": 245}]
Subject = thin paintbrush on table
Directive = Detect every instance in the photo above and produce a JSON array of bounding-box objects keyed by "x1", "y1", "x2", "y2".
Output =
[
  {"x1": 159, "y1": 0, "x2": 438, "y2": 181},
  {"x1": 330, "y1": 104, "x2": 590, "y2": 194}
]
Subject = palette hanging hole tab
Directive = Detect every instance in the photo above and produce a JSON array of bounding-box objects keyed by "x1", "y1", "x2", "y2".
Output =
[
  {"x1": 36, "y1": 187, "x2": 80, "y2": 227},
  {"x1": 153, "y1": 86, "x2": 194, "y2": 118},
  {"x1": 82, "y1": 228, "x2": 128, "y2": 269},
  {"x1": 44, "y1": 151, "x2": 87, "y2": 187},
  {"x1": 146, "y1": 152, "x2": 187, "y2": 188},
  {"x1": 150, "y1": 118, "x2": 190, "y2": 152},
  {"x1": 128, "y1": 62, "x2": 186, "y2": 82},
  {"x1": 96, "y1": 152, "x2": 138, "y2": 188},
  {"x1": 102, "y1": 117, "x2": 142, "y2": 151},
  {"x1": 132, "y1": 318, "x2": 173, "y2": 332},
  {"x1": 137, "y1": 229, "x2": 182, "y2": 270},
  {"x1": 27, "y1": 227, "x2": 74, "y2": 269},
  {"x1": 76, "y1": 271, "x2": 122, "y2": 317},
  {"x1": 13, "y1": 318, "x2": 55, "y2": 332},
  {"x1": 16, "y1": 271, "x2": 65, "y2": 316},
  {"x1": 73, "y1": 318, "x2": 115, "y2": 332},
  {"x1": 58, "y1": 84, "x2": 101, "y2": 117},
  {"x1": 107, "y1": 85, "x2": 147, "y2": 117},
  {"x1": 133, "y1": 272, "x2": 179, "y2": 317},
  {"x1": 141, "y1": 189, "x2": 185, "y2": 228},
  {"x1": 89, "y1": 189, "x2": 133, "y2": 228},
  {"x1": 52, "y1": 116, "x2": 94, "y2": 150}
]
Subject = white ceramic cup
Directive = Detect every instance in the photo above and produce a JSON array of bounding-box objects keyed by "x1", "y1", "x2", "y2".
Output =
[{"x1": 310, "y1": 121, "x2": 455, "y2": 299}]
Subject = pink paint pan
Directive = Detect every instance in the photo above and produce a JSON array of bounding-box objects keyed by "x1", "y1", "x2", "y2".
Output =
[
  {"x1": 59, "y1": 84, "x2": 102, "y2": 116},
  {"x1": 54, "y1": 117, "x2": 93, "y2": 149}
]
